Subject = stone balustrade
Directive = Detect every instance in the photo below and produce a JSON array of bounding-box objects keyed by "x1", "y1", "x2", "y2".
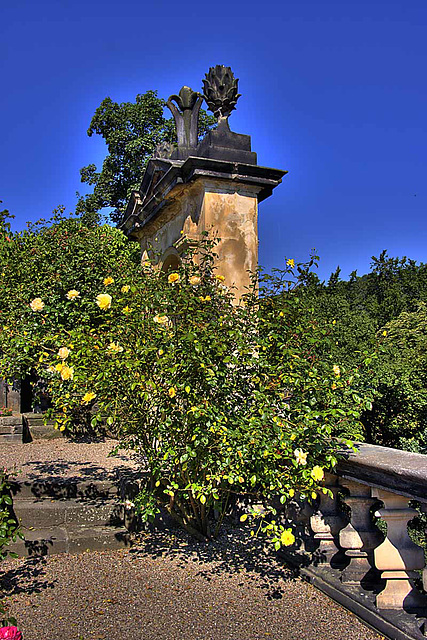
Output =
[{"x1": 288, "y1": 442, "x2": 427, "y2": 639}]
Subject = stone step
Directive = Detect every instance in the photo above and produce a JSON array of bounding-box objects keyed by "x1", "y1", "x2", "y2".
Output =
[
  {"x1": 0, "y1": 433, "x2": 22, "y2": 443},
  {"x1": 11, "y1": 477, "x2": 124, "y2": 500},
  {"x1": 28, "y1": 424, "x2": 64, "y2": 440},
  {"x1": 13, "y1": 497, "x2": 123, "y2": 529},
  {"x1": 0, "y1": 416, "x2": 23, "y2": 427},
  {"x1": 22, "y1": 413, "x2": 63, "y2": 440},
  {"x1": 9, "y1": 524, "x2": 131, "y2": 556},
  {"x1": 8, "y1": 474, "x2": 139, "y2": 556},
  {"x1": 0, "y1": 424, "x2": 23, "y2": 435}
]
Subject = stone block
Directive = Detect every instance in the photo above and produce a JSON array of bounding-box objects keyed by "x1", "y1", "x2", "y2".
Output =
[
  {"x1": 0, "y1": 433, "x2": 22, "y2": 443},
  {"x1": 29, "y1": 424, "x2": 64, "y2": 440},
  {"x1": 65, "y1": 525, "x2": 131, "y2": 554},
  {"x1": 9, "y1": 527, "x2": 68, "y2": 557}
]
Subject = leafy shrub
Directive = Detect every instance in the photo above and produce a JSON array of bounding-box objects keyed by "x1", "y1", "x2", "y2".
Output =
[
  {"x1": 32, "y1": 238, "x2": 371, "y2": 545},
  {"x1": 0, "y1": 469, "x2": 22, "y2": 626}
]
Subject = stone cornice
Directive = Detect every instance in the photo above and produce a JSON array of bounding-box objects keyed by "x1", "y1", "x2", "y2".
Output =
[{"x1": 120, "y1": 156, "x2": 287, "y2": 239}]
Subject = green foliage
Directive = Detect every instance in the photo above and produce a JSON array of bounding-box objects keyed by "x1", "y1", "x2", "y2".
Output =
[
  {"x1": 0, "y1": 469, "x2": 21, "y2": 626},
  {"x1": 366, "y1": 303, "x2": 427, "y2": 452},
  {"x1": 0, "y1": 206, "x2": 141, "y2": 390},
  {"x1": 301, "y1": 250, "x2": 427, "y2": 449},
  {"x1": 21, "y1": 237, "x2": 368, "y2": 543},
  {"x1": 76, "y1": 90, "x2": 216, "y2": 224}
]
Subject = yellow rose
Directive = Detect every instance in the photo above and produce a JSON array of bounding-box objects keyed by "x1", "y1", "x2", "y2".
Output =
[
  {"x1": 280, "y1": 529, "x2": 295, "y2": 547},
  {"x1": 294, "y1": 448, "x2": 308, "y2": 465},
  {"x1": 153, "y1": 314, "x2": 169, "y2": 325},
  {"x1": 58, "y1": 347, "x2": 70, "y2": 360},
  {"x1": 189, "y1": 275, "x2": 201, "y2": 286},
  {"x1": 55, "y1": 362, "x2": 64, "y2": 372},
  {"x1": 311, "y1": 465, "x2": 324, "y2": 481},
  {"x1": 96, "y1": 294, "x2": 112, "y2": 310},
  {"x1": 168, "y1": 273, "x2": 180, "y2": 285},
  {"x1": 104, "y1": 277, "x2": 114, "y2": 286},
  {"x1": 66, "y1": 290, "x2": 80, "y2": 301},
  {"x1": 121, "y1": 285, "x2": 130, "y2": 293},
  {"x1": 60, "y1": 365, "x2": 74, "y2": 381},
  {"x1": 286, "y1": 258, "x2": 295, "y2": 268},
  {"x1": 82, "y1": 391, "x2": 96, "y2": 404},
  {"x1": 107, "y1": 342, "x2": 123, "y2": 353},
  {"x1": 168, "y1": 387, "x2": 176, "y2": 398},
  {"x1": 30, "y1": 298, "x2": 44, "y2": 312}
]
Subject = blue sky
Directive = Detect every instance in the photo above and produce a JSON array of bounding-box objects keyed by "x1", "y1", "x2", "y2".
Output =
[{"x1": 1, "y1": 0, "x2": 426, "y2": 281}]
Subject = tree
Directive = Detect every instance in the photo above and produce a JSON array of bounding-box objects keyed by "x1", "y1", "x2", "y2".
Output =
[
  {"x1": 76, "y1": 90, "x2": 216, "y2": 224},
  {"x1": 366, "y1": 303, "x2": 427, "y2": 452}
]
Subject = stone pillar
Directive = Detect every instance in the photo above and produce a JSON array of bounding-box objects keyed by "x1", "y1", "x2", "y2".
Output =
[
  {"x1": 372, "y1": 489, "x2": 426, "y2": 610},
  {"x1": 338, "y1": 479, "x2": 383, "y2": 585},
  {"x1": 310, "y1": 472, "x2": 346, "y2": 566},
  {"x1": 121, "y1": 158, "x2": 285, "y2": 302}
]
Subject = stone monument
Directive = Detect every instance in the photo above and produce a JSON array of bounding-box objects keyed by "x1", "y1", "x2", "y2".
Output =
[{"x1": 120, "y1": 65, "x2": 286, "y2": 299}]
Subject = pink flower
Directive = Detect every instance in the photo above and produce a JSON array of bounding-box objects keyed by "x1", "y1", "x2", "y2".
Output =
[{"x1": 0, "y1": 627, "x2": 23, "y2": 640}]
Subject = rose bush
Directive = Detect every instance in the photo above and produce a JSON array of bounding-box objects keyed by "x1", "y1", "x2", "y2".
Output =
[{"x1": 26, "y1": 235, "x2": 372, "y2": 544}]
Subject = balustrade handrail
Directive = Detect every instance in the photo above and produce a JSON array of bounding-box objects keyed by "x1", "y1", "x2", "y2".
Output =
[{"x1": 337, "y1": 441, "x2": 427, "y2": 503}]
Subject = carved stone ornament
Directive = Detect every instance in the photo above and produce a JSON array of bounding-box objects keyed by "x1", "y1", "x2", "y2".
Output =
[
  {"x1": 202, "y1": 65, "x2": 241, "y2": 121},
  {"x1": 153, "y1": 141, "x2": 175, "y2": 159},
  {"x1": 166, "y1": 86, "x2": 203, "y2": 150}
]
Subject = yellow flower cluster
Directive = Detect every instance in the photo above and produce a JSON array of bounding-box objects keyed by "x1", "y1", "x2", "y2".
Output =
[
  {"x1": 294, "y1": 448, "x2": 308, "y2": 465},
  {"x1": 333, "y1": 364, "x2": 341, "y2": 377},
  {"x1": 55, "y1": 362, "x2": 74, "y2": 381},
  {"x1": 280, "y1": 529, "x2": 295, "y2": 546},
  {"x1": 82, "y1": 391, "x2": 96, "y2": 404},
  {"x1": 30, "y1": 298, "x2": 44, "y2": 312},
  {"x1": 189, "y1": 275, "x2": 200, "y2": 286},
  {"x1": 107, "y1": 342, "x2": 124, "y2": 353},
  {"x1": 168, "y1": 273, "x2": 180, "y2": 285},
  {"x1": 121, "y1": 285, "x2": 130, "y2": 293},
  {"x1": 58, "y1": 347, "x2": 70, "y2": 360},
  {"x1": 104, "y1": 277, "x2": 114, "y2": 286},
  {"x1": 286, "y1": 258, "x2": 295, "y2": 268},
  {"x1": 96, "y1": 294, "x2": 112, "y2": 310},
  {"x1": 310, "y1": 465, "x2": 324, "y2": 481},
  {"x1": 66, "y1": 290, "x2": 80, "y2": 300},
  {"x1": 199, "y1": 295, "x2": 211, "y2": 303},
  {"x1": 153, "y1": 314, "x2": 169, "y2": 325}
]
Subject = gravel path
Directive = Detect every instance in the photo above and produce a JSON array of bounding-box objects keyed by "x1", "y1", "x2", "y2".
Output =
[
  {"x1": 0, "y1": 439, "x2": 139, "y2": 481},
  {"x1": 1, "y1": 527, "x2": 383, "y2": 640}
]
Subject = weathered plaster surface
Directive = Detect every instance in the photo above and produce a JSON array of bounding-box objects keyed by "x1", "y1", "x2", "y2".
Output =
[{"x1": 139, "y1": 177, "x2": 261, "y2": 300}]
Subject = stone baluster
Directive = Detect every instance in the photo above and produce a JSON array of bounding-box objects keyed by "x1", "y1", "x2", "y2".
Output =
[
  {"x1": 338, "y1": 479, "x2": 383, "y2": 585},
  {"x1": 310, "y1": 472, "x2": 346, "y2": 566},
  {"x1": 420, "y1": 502, "x2": 427, "y2": 593},
  {"x1": 372, "y1": 489, "x2": 426, "y2": 610}
]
